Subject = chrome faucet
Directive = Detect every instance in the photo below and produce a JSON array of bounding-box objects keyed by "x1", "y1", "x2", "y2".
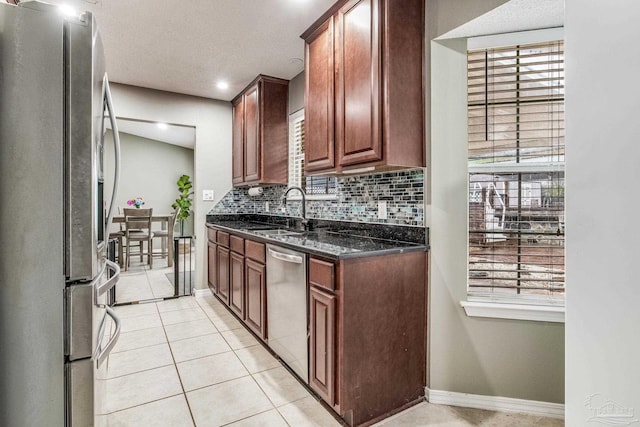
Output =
[{"x1": 282, "y1": 186, "x2": 309, "y2": 230}]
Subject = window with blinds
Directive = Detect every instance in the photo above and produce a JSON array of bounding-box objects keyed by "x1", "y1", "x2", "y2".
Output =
[
  {"x1": 288, "y1": 110, "x2": 337, "y2": 196},
  {"x1": 288, "y1": 111, "x2": 305, "y2": 189},
  {"x1": 467, "y1": 40, "x2": 565, "y2": 302}
]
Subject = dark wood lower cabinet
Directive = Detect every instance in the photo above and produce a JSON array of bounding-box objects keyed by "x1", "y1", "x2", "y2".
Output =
[
  {"x1": 229, "y1": 251, "x2": 245, "y2": 317},
  {"x1": 309, "y1": 286, "x2": 336, "y2": 406},
  {"x1": 206, "y1": 226, "x2": 427, "y2": 427},
  {"x1": 207, "y1": 241, "x2": 217, "y2": 294},
  {"x1": 216, "y1": 246, "x2": 230, "y2": 304},
  {"x1": 244, "y1": 259, "x2": 266, "y2": 339},
  {"x1": 207, "y1": 226, "x2": 268, "y2": 341},
  {"x1": 309, "y1": 252, "x2": 427, "y2": 427}
]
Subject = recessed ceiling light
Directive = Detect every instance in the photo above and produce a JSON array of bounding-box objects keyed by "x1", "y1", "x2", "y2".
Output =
[
  {"x1": 58, "y1": 4, "x2": 77, "y2": 17},
  {"x1": 217, "y1": 81, "x2": 229, "y2": 90},
  {"x1": 157, "y1": 122, "x2": 168, "y2": 130}
]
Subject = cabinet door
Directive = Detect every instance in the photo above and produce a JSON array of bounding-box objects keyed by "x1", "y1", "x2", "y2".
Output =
[
  {"x1": 243, "y1": 83, "x2": 260, "y2": 183},
  {"x1": 245, "y1": 259, "x2": 266, "y2": 339},
  {"x1": 207, "y1": 241, "x2": 217, "y2": 294},
  {"x1": 229, "y1": 251, "x2": 245, "y2": 317},
  {"x1": 217, "y1": 246, "x2": 230, "y2": 304},
  {"x1": 232, "y1": 96, "x2": 245, "y2": 184},
  {"x1": 304, "y1": 16, "x2": 335, "y2": 172},
  {"x1": 336, "y1": 0, "x2": 382, "y2": 167},
  {"x1": 309, "y1": 286, "x2": 336, "y2": 406}
]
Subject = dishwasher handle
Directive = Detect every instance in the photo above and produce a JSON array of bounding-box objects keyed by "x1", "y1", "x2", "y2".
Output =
[{"x1": 268, "y1": 247, "x2": 303, "y2": 264}]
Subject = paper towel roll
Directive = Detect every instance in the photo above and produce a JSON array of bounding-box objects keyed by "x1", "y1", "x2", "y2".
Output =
[{"x1": 248, "y1": 187, "x2": 263, "y2": 196}]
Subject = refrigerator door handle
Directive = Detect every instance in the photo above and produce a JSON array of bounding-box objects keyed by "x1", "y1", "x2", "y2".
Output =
[
  {"x1": 101, "y1": 74, "x2": 121, "y2": 235},
  {"x1": 95, "y1": 259, "x2": 120, "y2": 301},
  {"x1": 95, "y1": 305, "x2": 121, "y2": 367}
]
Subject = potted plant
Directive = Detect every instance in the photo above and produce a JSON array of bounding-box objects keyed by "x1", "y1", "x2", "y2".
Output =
[{"x1": 171, "y1": 175, "x2": 193, "y2": 252}]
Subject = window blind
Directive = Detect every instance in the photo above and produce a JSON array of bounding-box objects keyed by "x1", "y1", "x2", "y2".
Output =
[
  {"x1": 467, "y1": 40, "x2": 565, "y2": 301},
  {"x1": 288, "y1": 114, "x2": 305, "y2": 189},
  {"x1": 288, "y1": 110, "x2": 337, "y2": 196}
]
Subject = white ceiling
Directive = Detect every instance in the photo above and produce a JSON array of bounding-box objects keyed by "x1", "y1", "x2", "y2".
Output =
[
  {"x1": 437, "y1": 0, "x2": 563, "y2": 39},
  {"x1": 106, "y1": 118, "x2": 196, "y2": 149},
  {"x1": 47, "y1": 0, "x2": 336, "y2": 101},
  {"x1": 44, "y1": 0, "x2": 563, "y2": 147}
]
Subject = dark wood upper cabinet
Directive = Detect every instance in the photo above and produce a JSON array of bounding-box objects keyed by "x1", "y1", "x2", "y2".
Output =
[
  {"x1": 232, "y1": 96, "x2": 245, "y2": 185},
  {"x1": 243, "y1": 84, "x2": 260, "y2": 182},
  {"x1": 302, "y1": 0, "x2": 425, "y2": 174},
  {"x1": 304, "y1": 16, "x2": 335, "y2": 172},
  {"x1": 336, "y1": 0, "x2": 381, "y2": 166},
  {"x1": 231, "y1": 75, "x2": 289, "y2": 186}
]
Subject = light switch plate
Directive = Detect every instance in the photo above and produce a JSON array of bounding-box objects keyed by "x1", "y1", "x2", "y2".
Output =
[
  {"x1": 203, "y1": 190, "x2": 214, "y2": 201},
  {"x1": 378, "y1": 201, "x2": 387, "y2": 220}
]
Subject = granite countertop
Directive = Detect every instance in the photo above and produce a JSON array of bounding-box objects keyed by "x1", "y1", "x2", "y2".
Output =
[{"x1": 206, "y1": 214, "x2": 429, "y2": 259}]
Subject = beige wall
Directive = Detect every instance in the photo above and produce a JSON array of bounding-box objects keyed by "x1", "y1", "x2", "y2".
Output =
[
  {"x1": 104, "y1": 130, "x2": 194, "y2": 235},
  {"x1": 110, "y1": 83, "x2": 232, "y2": 290},
  {"x1": 288, "y1": 71, "x2": 304, "y2": 115},
  {"x1": 565, "y1": 0, "x2": 640, "y2": 423},
  {"x1": 425, "y1": 0, "x2": 564, "y2": 404}
]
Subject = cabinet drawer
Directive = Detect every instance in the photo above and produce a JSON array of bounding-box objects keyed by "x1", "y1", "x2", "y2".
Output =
[
  {"x1": 309, "y1": 257, "x2": 335, "y2": 291},
  {"x1": 245, "y1": 239, "x2": 265, "y2": 263},
  {"x1": 230, "y1": 235, "x2": 245, "y2": 254},
  {"x1": 217, "y1": 231, "x2": 230, "y2": 248},
  {"x1": 207, "y1": 227, "x2": 217, "y2": 243}
]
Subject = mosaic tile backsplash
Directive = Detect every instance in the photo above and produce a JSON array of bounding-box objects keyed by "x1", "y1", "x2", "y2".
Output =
[{"x1": 208, "y1": 168, "x2": 425, "y2": 227}]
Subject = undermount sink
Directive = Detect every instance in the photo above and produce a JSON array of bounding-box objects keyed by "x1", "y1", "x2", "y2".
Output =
[{"x1": 257, "y1": 229, "x2": 304, "y2": 236}]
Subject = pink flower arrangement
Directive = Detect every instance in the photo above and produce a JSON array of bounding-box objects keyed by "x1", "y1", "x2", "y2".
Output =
[{"x1": 127, "y1": 197, "x2": 145, "y2": 208}]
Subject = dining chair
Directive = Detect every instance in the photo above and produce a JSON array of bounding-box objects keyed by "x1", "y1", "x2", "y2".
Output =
[
  {"x1": 123, "y1": 207, "x2": 154, "y2": 271},
  {"x1": 153, "y1": 208, "x2": 179, "y2": 267},
  {"x1": 108, "y1": 206, "x2": 125, "y2": 267}
]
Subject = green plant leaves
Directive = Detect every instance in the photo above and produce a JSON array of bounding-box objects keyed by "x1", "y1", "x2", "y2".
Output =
[{"x1": 174, "y1": 174, "x2": 193, "y2": 227}]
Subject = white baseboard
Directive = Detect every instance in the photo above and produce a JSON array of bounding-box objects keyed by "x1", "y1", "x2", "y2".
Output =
[
  {"x1": 192, "y1": 288, "x2": 213, "y2": 298},
  {"x1": 425, "y1": 387, "x2": 564, "y2": 419}
]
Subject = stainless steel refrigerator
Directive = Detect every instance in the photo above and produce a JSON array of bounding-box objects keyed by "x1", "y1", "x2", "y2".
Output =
[{"x1": 0, "y1": 1, "x2": 122, "y2": 426}]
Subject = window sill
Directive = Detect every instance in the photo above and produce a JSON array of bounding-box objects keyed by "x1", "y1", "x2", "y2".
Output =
[{"x1": 460, "y1": 300, "x2": 565, "y2": 323}]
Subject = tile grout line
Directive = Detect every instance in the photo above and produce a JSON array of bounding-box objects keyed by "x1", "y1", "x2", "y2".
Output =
[
  {"x1": 218, "y1": 408, "x2": 292, "y2": 427},
  {"x1": 180, "y1": 371, "x2": 254, "y2": 395},
  {"x1": 104, "y1": 392, "x2": 186, "y2": 418},
  {"x1": 250, "y1": 371, "x2": 300, "y2": 427},
  {"x1": 106, "y1": 262, "x2": 198, "y2": 421},
  {"x1": 154, "y1": 301, "x2": 199, "y2": 427},
  {"x1": 197, "y1": 297, "x2": 295, "y2": 426},
  {"x1": 103, "y1": 362, "x2": 175, "y2": 381}
]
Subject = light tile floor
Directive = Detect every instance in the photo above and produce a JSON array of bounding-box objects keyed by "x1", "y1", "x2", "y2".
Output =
[{"x1": 102, "y1": 260, "x2": 565, "y2": 426}]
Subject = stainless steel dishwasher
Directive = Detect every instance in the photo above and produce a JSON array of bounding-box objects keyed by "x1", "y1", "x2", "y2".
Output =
[{"x1": 266, "y1": 244, "x2": 308, "y2": 382}]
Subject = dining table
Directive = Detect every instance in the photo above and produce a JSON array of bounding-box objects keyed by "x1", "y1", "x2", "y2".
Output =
[{"x1": 112, "y1": 213, "x2": 176, "y2": 267}]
